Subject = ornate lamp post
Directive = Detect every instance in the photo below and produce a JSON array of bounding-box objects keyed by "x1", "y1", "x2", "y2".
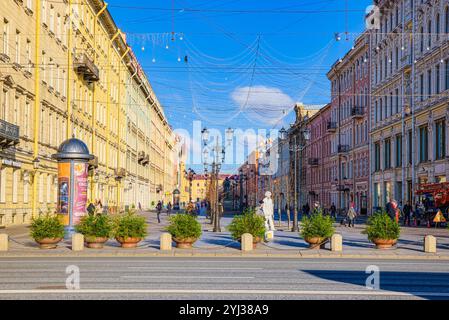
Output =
[
  {"x1": 290, "y1": 124, "x2": 311, "y2": 232},
  {"x1": 184, "y1": 168, "x2": 196, "y2": 202},
  {"x1": 202, "y1": 127, "x2": 234, "y2": 232}
]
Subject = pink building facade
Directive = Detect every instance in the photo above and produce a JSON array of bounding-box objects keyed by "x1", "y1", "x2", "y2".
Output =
[
  {"x1": 304, "y1": 104, "x2": 334, "y2": 211},
  {"x1": 327, "y1": 33, "x2": 371, "y2": 214}
]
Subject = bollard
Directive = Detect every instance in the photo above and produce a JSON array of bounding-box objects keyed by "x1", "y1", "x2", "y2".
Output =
[
  {"x1": 424, "y1": 235, "x2": 436, "y2": 253},
  {"x1": 72, "y1": 233, "x2": 84, "y2": 251},
  {"x1": 331, "y1": 234, "x2": 343, "y2": 252},
  {"x1": 241, "y1": 233, "x2": 253, "y2": 252},
  {"x1": 0, "y1": 234, "x2": 8, "y2": 251},
  {"x1": 160, "y1": 233, "x2": 172, "y2": 251}
]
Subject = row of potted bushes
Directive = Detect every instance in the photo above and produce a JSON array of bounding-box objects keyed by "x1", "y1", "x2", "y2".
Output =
[
  {"x1": 30, "y1": 207, "x2": 402, "y2": 250},
  {"x1": 228, "y1": 208, "x2": 402, "y2": 250},
  {"x1": 30, "y1": 208, "x2": 203, "y2": 249}
]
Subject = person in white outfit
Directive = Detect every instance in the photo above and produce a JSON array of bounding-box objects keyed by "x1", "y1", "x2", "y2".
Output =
[{"x1": 262, "y1": 191, "x2": 275, "y2": 232}]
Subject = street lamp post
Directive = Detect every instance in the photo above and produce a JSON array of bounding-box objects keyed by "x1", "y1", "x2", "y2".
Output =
[
  {"x1": 202, "y1": 127, "x2": 233, "y2": 232},
  {"x1": 184, "y1": 168, "x2": 196, "y2": 202},
  {"x1": 289, "y1": 124, "x2": 310, "y2": 233}
]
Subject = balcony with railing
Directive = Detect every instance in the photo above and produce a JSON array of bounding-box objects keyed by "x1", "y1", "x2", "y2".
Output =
[
  {"x1": 308, "y1": 158, "x2": 319, "y2": 166},
  {"x1": 337, "y1": 144, "x2": 350, "y2": 153},
  {"x1": 0, "y1": 119, "x2": 20, "y2": 149},
  {"x1": 327, "y1": 121, "x2": 337, "y2": 132},
  {"x1": 351, "y1": 107, "x2": 365, "y2": 119},
  {"x1": 138, "y1": 151, "x2": 145, "y2": 163},
  {"x1": 74, "y1": 52, "x2": 99, "y2": 83}
]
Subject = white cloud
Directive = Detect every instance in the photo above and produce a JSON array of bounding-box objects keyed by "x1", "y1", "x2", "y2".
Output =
[{"x1": 231, "y1": 85, "x2": 295, "y2": 125}]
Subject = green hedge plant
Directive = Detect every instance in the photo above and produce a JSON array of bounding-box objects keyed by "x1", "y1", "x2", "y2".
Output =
[
  {"x1": 30, "y1": 214, "x2": 65, "y2": 241},
  {"x1": 300, "y1": 209, "x2": 335, "y2": 240},
  {"x1": 112, "y1": 208, "x2": 148, "y2": 240},
  {"x1": 75, "y1": 213, "x2": 112, "y2": 242},
  {"x1": 228, "y1": 208, "x2": 266, "y2": 241},
  {"x1": 166, "y1": 214, "x2": 202, "y2": 240},
  {"x1": 363, "y1": 211, "x2": 400, "y2": 242}
]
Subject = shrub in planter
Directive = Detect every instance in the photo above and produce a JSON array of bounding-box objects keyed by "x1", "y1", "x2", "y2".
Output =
[
  {"x1": 228, "y1": 208, "x2": 266, "y2": 248},
  {"x1": 112, "y1": 208, "x2": 148, "y2": 248},
  {"x1": 75, "y1": 212, "x2": 112, "y2": 249},
  {"x1": 300, "y1": 210, "x2": 335, "y2": 249},
  {"x1": 30, "y1": 214, "x2": 65, "y2": 249},
  {"x1": 166, "y1": 214, "x2": 202, "y2": 249},
  {"x1": 363, "y1": 211, "x2": 400, "y2": 249}
]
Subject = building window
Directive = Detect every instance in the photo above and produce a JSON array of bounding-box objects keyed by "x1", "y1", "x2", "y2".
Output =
[
  {"x1": 445, "y1": 59, "x2": 449, "y2": 90},
  {"x1": 419, "y1": 126, "x2": 429, "y2": 163},
  {"x1": 435, "y1": 119, "x2": 446, "y2": 160},
  {"x1": 436, "y1": 64, "x2": 441, "y2": 94},
  {"x1": 0, "y1": 168, "x2": 6, "y2": 203},
  {"x1": 420, "y1": 73, "x2": 424, "y2": 101},
  {"x1": 3, "y1": 19, "x2": 9, "y2": 56},
  {"x1": 427, "y1": 69, "x2": 432, "y2": 99},
  {"x1": 436, "y1": 14, "x2": 440, "y2": 41},
  {"x1": 395, "y1": 135, "x2": 402, "y2": 168},
  {"x1": 446, "y1": 7, "x2": 449, "y2": 34},
  {"x1": 15, "y1": 30, "x2": 20, "y2": 64},
  {"x1": 374, "y1": 142, "x2": 381, "y2": 172},
  {"x1": 408, "y1": 130, "x2": 413, "y2": 165},
  {"x1": 384, "y1": 138, "x2": 391, "y2": 169},
  {"x1": 12, "y1": 169, "x2": 19, "y2": 203}
]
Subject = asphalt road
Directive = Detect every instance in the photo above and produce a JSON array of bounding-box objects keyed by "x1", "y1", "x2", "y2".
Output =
[{"x1": 0, "y1": 257, "x2": 449, "y2": 300}]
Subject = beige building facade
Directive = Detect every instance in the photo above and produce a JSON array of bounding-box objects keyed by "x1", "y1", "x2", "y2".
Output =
[
  {"x1": 0, "y1": 0, "x2": 175, "y2": 227},
  {"x1": 369, "y1": 0, "x2": 449, "y2": 210}
]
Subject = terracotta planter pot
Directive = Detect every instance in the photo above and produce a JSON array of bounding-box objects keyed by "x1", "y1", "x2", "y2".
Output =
[
  {"x1": 253, "y1": 236, "x2": 262, "y2": 249},
  {"x1": 115, "y1": 237, "x2": 142, "y2": 248},
  {"x1": 85, "y1": 236, "x2": 109, "y2": 249},
  {"x1": 305, "y1": 237, "x2": 326, "y2": 249},
  {"x1": 36, "y1": 238, "x2": 62, "y2": 249},
  {"x1": 372, "y1": 238, "x2": 397, "y2": 249},
  {"x1": 173, "y1": 237, "x2": 197, "y2": 249}
]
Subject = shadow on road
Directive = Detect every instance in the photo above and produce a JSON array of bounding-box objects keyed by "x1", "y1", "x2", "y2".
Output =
[{"x1": 302, "y1": 270, "x2": 449, "y2": 300}]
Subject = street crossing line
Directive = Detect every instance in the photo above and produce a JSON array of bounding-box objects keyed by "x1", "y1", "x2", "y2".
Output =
[
  {"x1": 0, "y1": 288, "x2": 448, "y2": 297},
  {"x1": 121, "y1": 276, "x2": 255, "y2": 279}
]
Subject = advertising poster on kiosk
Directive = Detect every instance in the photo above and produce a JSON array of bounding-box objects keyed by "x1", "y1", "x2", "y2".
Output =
[
  {"x1": 57, "y1": 162, "x2": 70, "y2": 226},
  {"x1": 73, "y1": 162, "x2": 89, "y2": 225}
]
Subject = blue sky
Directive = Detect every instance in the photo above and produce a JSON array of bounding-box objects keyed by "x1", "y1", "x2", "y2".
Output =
[{"x1": 107, "y1": 0, "x2": 372, "y2": 172}]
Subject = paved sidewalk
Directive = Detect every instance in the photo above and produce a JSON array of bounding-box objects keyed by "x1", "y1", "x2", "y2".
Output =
[{"x1": 1, "y1": 211, "x2": 449, "y2": 259}]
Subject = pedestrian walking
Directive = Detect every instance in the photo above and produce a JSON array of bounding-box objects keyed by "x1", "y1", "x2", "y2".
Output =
[
  {"x1": 330, "y1": 203, "x2": 337, "y2": 219},
  {"x1": 167, "y1": 202, "x2": 172, "y2": 216},
  {"x1": 403, "y1": 201, "x2": 412, "y2": 226},
  {"x1": 347, "y1": 204, "x2": 357, "y2": 228},
  {"x1": 156, "y1": 201, "x2": 162, "y2": 223}
]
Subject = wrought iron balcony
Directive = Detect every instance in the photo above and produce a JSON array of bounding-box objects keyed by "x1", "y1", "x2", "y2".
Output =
[
  {"x1": 74, "y1": 52, "x2": 99, "y2": 83},
  {"x1": 308, "y1": 158, "x2": 319, "y2": 166},
  {"x1": 338, "y1": 144, "x2": 350, "y2": 153},
  {"x1": 351, "y1": 107, "x2": 365, "y2": 118},
  {"x1": 88, "y1": 155, "x2": 98, "y2": 171},
  {"x1": 138, "y1": 151, "x2": 145, "y2": 163},
  {"x1": 115, "y1": 167, "x2": 127, "y2": 179},
  {"x1": 141, "y1": 154, "x2": 150, "y2": 166},
  {"x1": 327, "y1": 121, "x2": 337, "y2": 132},
  {"x1": 0, "y1": 119, "x2": 20, "y2": 149},
  {"x1": 336, "y1": 185, "x2": 349, "y2": 192}
]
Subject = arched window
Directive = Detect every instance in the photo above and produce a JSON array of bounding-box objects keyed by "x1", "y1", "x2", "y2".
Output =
[{"x1": 427, "y1": 20, "x2": 432, "y2": 48}]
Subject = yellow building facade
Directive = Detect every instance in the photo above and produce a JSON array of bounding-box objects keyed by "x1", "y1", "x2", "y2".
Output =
[{"x1": 0, "y1": 0, "x2": 175, "y2": 227}]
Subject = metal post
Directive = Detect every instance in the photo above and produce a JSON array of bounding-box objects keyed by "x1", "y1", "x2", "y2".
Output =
[{"x1": 293, "y1": 135, "x2": 298, "y2": 232}]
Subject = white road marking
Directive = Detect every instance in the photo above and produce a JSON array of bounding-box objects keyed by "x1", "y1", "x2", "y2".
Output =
[
  {"x1": 127, "y1": 267, "x2": 263, "y2": 270},
  {"x1": 0, "y1": 288, "x2": 446, "y2": 297},
  {"x1": 121, "y1": 276, "x2": 255, "y2": 279}
]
